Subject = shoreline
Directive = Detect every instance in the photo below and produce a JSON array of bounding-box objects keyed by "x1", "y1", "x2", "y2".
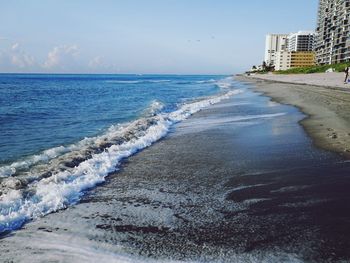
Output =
[
  {"x1": 2, "y1": 82, "x2": 350, "y2": 262},
  {"x1": 236, "y1": 74, "x2": 350, "y2": 159}
]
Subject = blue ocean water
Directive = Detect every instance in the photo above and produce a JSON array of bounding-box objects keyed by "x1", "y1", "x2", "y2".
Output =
[
  {"x1": 0, "y1": 74, "x2": 224, "y2": 164},
  {"x1": 0, "y1": 74, "x2": 240, "y2": 233}
]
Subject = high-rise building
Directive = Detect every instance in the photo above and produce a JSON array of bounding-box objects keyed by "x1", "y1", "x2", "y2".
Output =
[
  {"x1": 288, "y1": 31, "x2": 316, "y2": 52},
  {"x1": 315, "y1": 0, "x2": 350, "y2": 64},
  {"x1": 264, "y1": 34, "x2": 288, "y2": 66},
  {"x1": 267, "y1": 31, "x2": 316, "y2": 71}
]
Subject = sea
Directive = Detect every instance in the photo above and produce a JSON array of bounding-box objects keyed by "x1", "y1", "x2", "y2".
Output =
[{"x1": 0, "y1": 74, "x2": 237, "y2": 233}]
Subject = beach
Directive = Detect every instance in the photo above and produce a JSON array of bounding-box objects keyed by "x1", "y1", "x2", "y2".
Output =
[
  {"x1": 4, "y1": 1, "x2": 350, "y2": 262},
  {"x1": 245, "y1": 72, "x2": 350, "y2": 90},
  {"x1": 2, "y1": 78, "x2": 350, "y2": 262},
  {"x1": 237, "y1": 73, "x2": 350, "y2": 158}
]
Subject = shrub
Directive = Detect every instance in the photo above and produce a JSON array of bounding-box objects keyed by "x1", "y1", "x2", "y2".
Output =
[{"x1": 274, "y1": 63, "x2": 350, "y2": 74}]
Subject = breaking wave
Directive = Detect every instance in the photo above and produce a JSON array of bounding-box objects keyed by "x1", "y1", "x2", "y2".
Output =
[
  {"x1": 0, "y1": 88, "x2": 242, "y2": 233},
  {"x1": 105, "y1": 80, "x2": 172, "y2": 84},
  {"x1": 216, "y1": 76, "x2": 235, "y2": 89},
  {"x1": 195, "y1": 79, "x2": 216, "y2": 84}
]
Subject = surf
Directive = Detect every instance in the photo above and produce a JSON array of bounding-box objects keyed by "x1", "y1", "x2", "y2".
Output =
[{"x1": 0, "y1": 82, "x2": 242, "y2": 234}]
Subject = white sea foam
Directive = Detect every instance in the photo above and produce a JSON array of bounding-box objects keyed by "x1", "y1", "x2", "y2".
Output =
[
  {"x1": 169, "y1": 90, "x2": 241, "y2": 122},
  {"x1": 215, "y1": 76, "x2": 235, "y2": 89},
  {"x1": 106, "y1": 80, "x2": 171, "y2": 84},
  {"x1": 0, "y1": 88, "x2": 243, "y2": 233},
  {"x1": 144, "y1": 100, "x2": 165, "y2": 116},
  {"x1": 148, "y1": 80, "x2": 172, "y2": 83},
  {"x1": 6, "y1": 232, "x2": 193, "y2": 263},
  {"x1": 4, "y1": 231, "x2": 304, "y2": 263},
  {"x1": 195, "y1": 79, "x2": 216, "y2": 84},
  {"x1": 106, "y1": 80, "x2": 142, "y2": 84}
]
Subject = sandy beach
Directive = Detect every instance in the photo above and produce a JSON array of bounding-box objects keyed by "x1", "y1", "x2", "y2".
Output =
[
  {"x1": 247, "y1": 72, "x2": 350, "y2": 90},
  {"x1": 237, "y1": 73, "x2": 350, "y2": 158}
]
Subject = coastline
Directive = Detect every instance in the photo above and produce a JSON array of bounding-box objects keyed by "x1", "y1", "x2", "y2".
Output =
[
  {"x1": 2, "y1": 81, "x2": 350, "y2": 262},
  {"x1": 236, "y1": 74, "x2": 350, "y2": 158}
]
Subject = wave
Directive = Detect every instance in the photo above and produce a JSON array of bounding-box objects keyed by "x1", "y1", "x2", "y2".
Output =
[
  {"x1": 0, "y1": 145, "x2": 77, "y2": 177},
  {"x1": 105, "y1": 80, "x2": 172, "y2": 84},
  {"x1": 215, "y1": 76, "x2": 235, "y2": 89},
  {"x1": 148, "y1": 80, "x2": 172, "y2": 83},
  {"x1": 195, "y1": 79, "x2": 216, "y2": 84},
  {"x1": 1, "y1": 146, "x2": 83, "y2": 178},
  {"x1": 0, "y1": 101, "x2": 168, "y2": 179},
  {"x1": 112, "y1": 78, "x2": 220, "y2": 85},
  {"x1": 143, "y1": 100, "x2": 165, "y2": 117},
  {"x1": 0, "y1": 89, "x2": 243, "y2": 234}
]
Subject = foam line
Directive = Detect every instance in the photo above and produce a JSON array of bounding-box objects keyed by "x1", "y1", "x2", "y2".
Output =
[{"x1": 0, "y1": 88, "x2": 242, "y2": 233}]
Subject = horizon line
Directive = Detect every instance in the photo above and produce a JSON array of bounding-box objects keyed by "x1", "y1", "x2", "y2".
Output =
[{"x1": 0, "y1": 72, "x2": 233, "y2": 76}]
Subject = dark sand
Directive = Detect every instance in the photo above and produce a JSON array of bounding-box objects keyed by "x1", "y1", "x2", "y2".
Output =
[{"x1": 1, "y1": 82, "x2": 350, "y2": 263}]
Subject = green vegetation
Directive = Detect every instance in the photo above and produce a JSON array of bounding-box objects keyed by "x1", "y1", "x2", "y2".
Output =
[{"x1": 274, "y1": 63, "x2": 350, "y2": 74}]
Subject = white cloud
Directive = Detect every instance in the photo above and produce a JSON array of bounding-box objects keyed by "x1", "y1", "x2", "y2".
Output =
[
  {"x1": 88, "y1": 55, "x2": 104, "y2": 68},
  {"x1": 0, "y1": 42, "x2": 114, "y2": 73},
  {"x1": 0, "y1": 42, "x2": 36, "y2": 70},
  {"x1": 87, "y1": 55, "x2": 119, "y2": 73},
  {"x1": 11, "y1": 54, "x2": 35, "y2": 68},
  {"x1": 10, "y1": 43, "x2": 35, "y2": 68},
  {"x1": 43, "y1": 45, "x2": 79, "y2": 69}
]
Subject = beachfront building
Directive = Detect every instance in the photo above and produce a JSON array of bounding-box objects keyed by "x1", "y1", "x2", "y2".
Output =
[
  {"x1": 291, "y1": 51, "x2": 316, "y2": 68},
  {"x1": 275, "y1": 51, "x2": 291, "y2": 71},
  {"x1": 275, "y1": 51, "x2": 316, "y2": 71},
  {"x1": 315, "y1": 0, "x2": 350, "y2": 64},
  {"x1": 264, "y1": 34, "x2": 288, "y2": 66},
  {"x1": 274, "y1": 31, "x2": 316, "y2": 71},
  {"x1": 288, "y1": 31, "x2": 316, "y2": 52},
  {"x1": 346, "y1": 38, "x2": 350, "y2": 62},
  {"x1": 267, "y1": 31, "x2": 316, "y2": 71}
]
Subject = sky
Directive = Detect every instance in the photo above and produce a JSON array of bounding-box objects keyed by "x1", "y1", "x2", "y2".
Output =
[{"x1": 0, "y1": 0, "x2": 319, "y2": 74}]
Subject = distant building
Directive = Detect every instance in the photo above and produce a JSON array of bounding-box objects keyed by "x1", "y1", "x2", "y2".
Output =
[
  {"x1": 288, "y1": 31, "x2": 316, "y2": 52},
  {"x1": 265, "y1": 31, "x2": 316, "y2": 71},
  {"x1": 275, "y1": 51, "x2": 291, "y2": 71},
  {"x1": 264, "y1": 34, "x2": 288, "y2": 66},
  {"x1": 315, "y1": 0, "x2": 350, "y2": 64},
  {"x1": 291, "y1": 51, "x2": 316, "y2": 68},
  {"x1": 275, "y1": 51, "x2": 316, "y2": 71}
]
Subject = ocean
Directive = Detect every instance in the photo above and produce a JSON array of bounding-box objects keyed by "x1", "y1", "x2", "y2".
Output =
[{"x1": 0, "y1": 74, "x2": 238, "y2": 233}]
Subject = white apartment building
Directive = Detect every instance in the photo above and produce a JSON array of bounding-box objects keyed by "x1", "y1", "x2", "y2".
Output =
[
  {"x1": 288, "y1": 31, "x2": 315, "y2": 52},
  {"x1": 264, "y1": 31, "x2": 316, "y2": 71},
  {"x1": 275, "y1": 51, "x2": 291, "y2": 71},
  {"x1": 315, "y1": 0, "x2": 350, "y2": 64},
  {"x1": 264, "y1": 34, "x2": 288, "y2": 66}
]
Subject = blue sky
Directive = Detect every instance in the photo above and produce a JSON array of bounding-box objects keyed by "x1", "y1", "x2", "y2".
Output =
[{"x1": 0, "y1": 0, "x2": 318, "y2": 74}]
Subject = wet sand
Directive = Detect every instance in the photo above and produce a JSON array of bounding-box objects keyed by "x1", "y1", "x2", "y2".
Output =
[
  {"x1": 237, "y1": 75, "x2": 350, "y2": 158},
  {"x1": 1, "y1": 83, "x2": 350, "y2": 262}
]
